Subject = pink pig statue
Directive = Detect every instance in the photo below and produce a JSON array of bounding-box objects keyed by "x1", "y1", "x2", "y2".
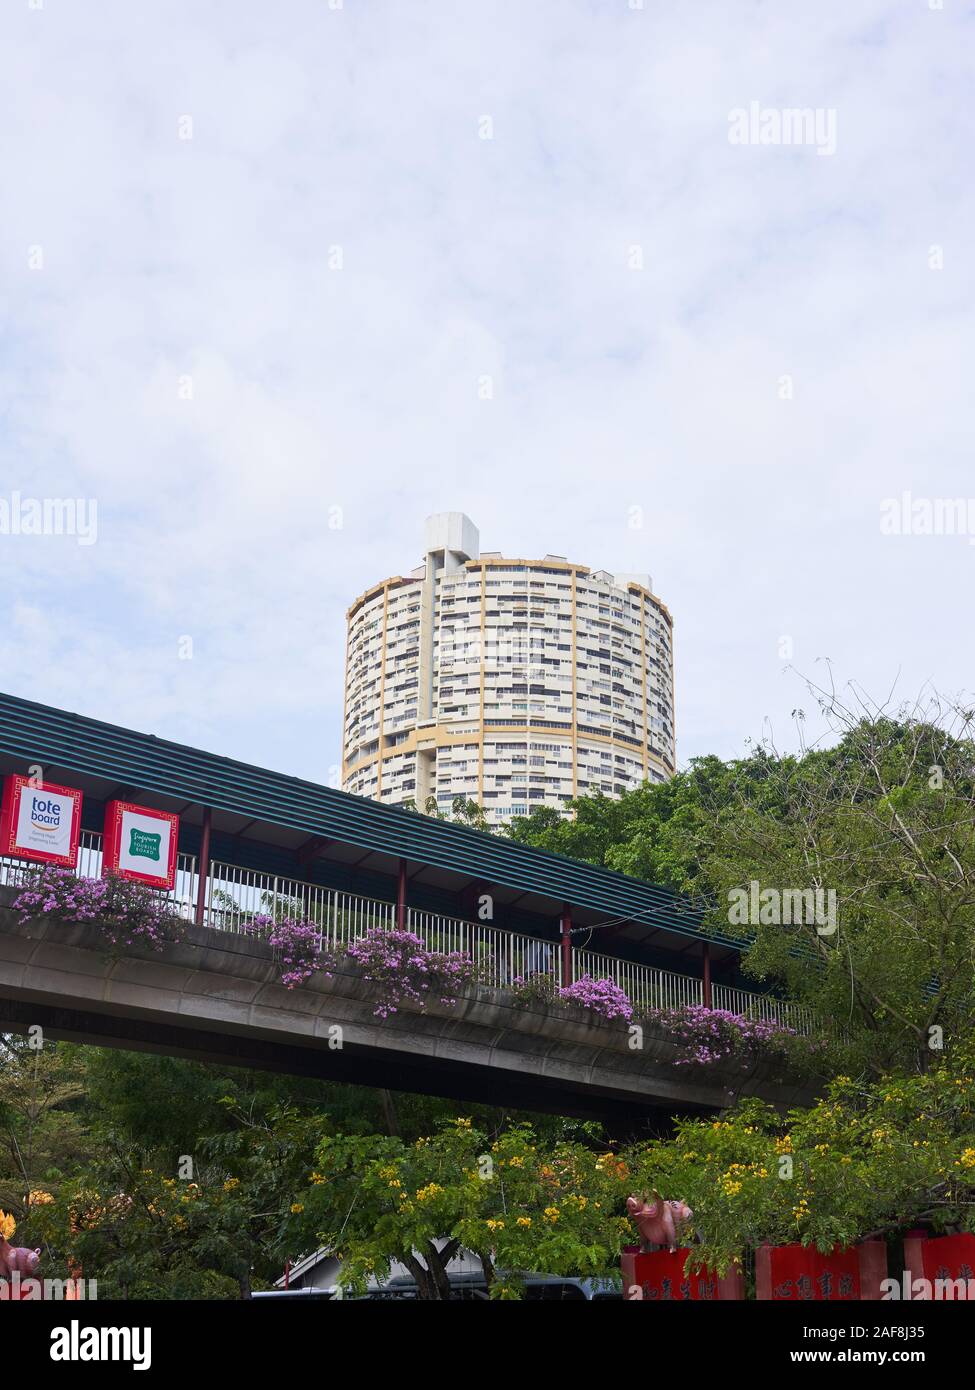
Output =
[
  {"x1": 0, "y1": 1237, "x2": 41, "y2": 1281},
  {"x1": 626, "y1": 1193, "x2": 693, "y2": 1252}
]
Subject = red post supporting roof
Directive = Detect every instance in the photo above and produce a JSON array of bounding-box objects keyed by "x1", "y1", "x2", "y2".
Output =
[
  {"x1": 560, "y1": 904, "x2": 572, "y2": 988},
  {"x1": 397, "y1": 858, "x2": 408, "y2": 931},
  {"x1": 195, "y1": 807, "x2": 212, "y2": 928}
]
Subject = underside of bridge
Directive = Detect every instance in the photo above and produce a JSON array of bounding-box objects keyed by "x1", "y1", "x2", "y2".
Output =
[{"x1": 0, "y1": 994, "x2": 683, "y2": 1136}]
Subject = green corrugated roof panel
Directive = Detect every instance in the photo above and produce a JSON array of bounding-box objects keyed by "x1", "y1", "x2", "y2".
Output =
[{"x1": 0, "y1": 690, "x2": 736, "y2": 948}]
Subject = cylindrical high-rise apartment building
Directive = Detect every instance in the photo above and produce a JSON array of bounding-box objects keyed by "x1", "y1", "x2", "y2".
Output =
[{"x1": 342, "y1": 513, "x2": 675, "y2": 825}]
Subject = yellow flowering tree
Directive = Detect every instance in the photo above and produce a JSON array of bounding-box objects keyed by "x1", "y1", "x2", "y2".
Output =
[
  {"x1": 28, "y1": 1102, "x2": 331, "y2": 1298},
  {"x1": 290, "y1": 1119, "x2": 630, "y2": 1299},
  {"x1": 623, "y1": 1042, "x2": 975, "y2": 1275}
]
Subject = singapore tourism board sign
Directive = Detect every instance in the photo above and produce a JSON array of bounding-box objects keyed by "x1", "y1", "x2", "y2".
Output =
[
  {"x1": 0, "y1": 775, "x2": 83, "y2": 867},
  {"x1": 102, "y1": 800, "x2": 180, "y2": 890}
]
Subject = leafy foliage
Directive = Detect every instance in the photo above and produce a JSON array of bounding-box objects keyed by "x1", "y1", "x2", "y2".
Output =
[
  {"x1": 288, "y1": 1117, "x2": 629, "y2": 1299},
  {"x1": 509, "y1": 690, "x2": 975, "y2": 1074},
  {"x1": 622, "y1": 1040, "x2": 975, "y2": 1275},
  {"x1": 0, "y1": 1038, "x2": 92, "y2": 1241}
]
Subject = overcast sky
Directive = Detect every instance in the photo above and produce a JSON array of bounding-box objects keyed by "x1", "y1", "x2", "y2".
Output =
[{"x1": 1, "y1": 0, "x2": 972, "y2": 787}]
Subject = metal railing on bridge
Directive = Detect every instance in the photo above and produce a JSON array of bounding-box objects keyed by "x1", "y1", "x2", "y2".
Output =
[
  {"x1": 0, "y1": 835, "x2": 808, "y2": 1033},
  {"x1": 407, "y1": 908, "x2": 562, "y2": 991},
  {"x1": 202, "y1": 859, "x2": 396, "y2": 945},
  {"x1": 573, "y1": 947, "x2": 704, "y2": 1012},
  {"x1": 711, "y1": 982, "x2": 814, "y2": 1035}
]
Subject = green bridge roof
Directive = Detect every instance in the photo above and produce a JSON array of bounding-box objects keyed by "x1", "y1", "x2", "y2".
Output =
[{"x1": 0, "y1": 690, "x2": 737, "y2": 950}]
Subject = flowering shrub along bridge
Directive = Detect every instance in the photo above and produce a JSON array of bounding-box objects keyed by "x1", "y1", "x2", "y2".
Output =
[
  {"x1": 0, "y1": 830, "x2": 810, "y2": 1043},
  {"x1": 8, "y1": 861, "x2": 806, "y2": 1074}
]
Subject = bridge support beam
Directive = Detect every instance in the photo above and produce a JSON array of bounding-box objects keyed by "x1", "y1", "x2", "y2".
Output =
[
  {"x1": 560, "y1": 904, "x2": 572, "y2": 988},
  {"x1": 195, "y1": 807, "x2": 212, "y2": 928},
  {"x1": 397, "y1": 858, "x2": 408, "y2": 931}
]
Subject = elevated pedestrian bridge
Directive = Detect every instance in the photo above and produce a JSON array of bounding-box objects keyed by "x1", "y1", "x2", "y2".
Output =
[{"x1": 0, "y1": 691, "x2": 812, "y2": 1124}]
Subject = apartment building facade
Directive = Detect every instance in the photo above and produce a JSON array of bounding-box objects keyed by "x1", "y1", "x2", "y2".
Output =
[{"x1": 342, "y1": 513, "x2": 675, "y2": 825}]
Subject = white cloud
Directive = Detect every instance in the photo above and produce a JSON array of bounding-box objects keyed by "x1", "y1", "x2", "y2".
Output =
[{"x1": 1, "y1": 0, "x2": 972, "y2": 777}]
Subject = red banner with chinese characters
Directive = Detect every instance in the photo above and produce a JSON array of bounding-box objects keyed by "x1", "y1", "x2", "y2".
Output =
[
  {"x1": 622, "y1": 1248, "x2": 743, "y2": 1301},
  {"x1": 918, "y1": 1233, "x2": 975, "y2": 1292},
  {"x1": 755, "y1": 1241, "x2": 887, "y2": 1300}
]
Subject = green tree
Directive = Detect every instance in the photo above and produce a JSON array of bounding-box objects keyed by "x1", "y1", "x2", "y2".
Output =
[
  {"x1": 288, "y1": 1117, "x2": 629, "y2": 1299},
  {"x1": 622, "y1": 1039, "x2": 975, "y2": 1276},
  {"x1": 31, "y1": 1100, "x2": 332, "y2": 1299},
  {"x1": 697, "y1": 693, "x2": 975, "y2": 1073},
  {"x1": 29, "y1": 1048, "x2": 579, "y2": 1296},
  {"x1": 0, "y1": 1037, "x2": 92, "y2": 1235},
  {"x1": 508, "y1": 683, "x2": 975, "y2": 1075}
]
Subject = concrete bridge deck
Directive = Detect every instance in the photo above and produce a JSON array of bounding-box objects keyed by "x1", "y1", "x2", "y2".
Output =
[{"x1": 0, "y1": 887, "x2": 812, "y2": 1129}]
